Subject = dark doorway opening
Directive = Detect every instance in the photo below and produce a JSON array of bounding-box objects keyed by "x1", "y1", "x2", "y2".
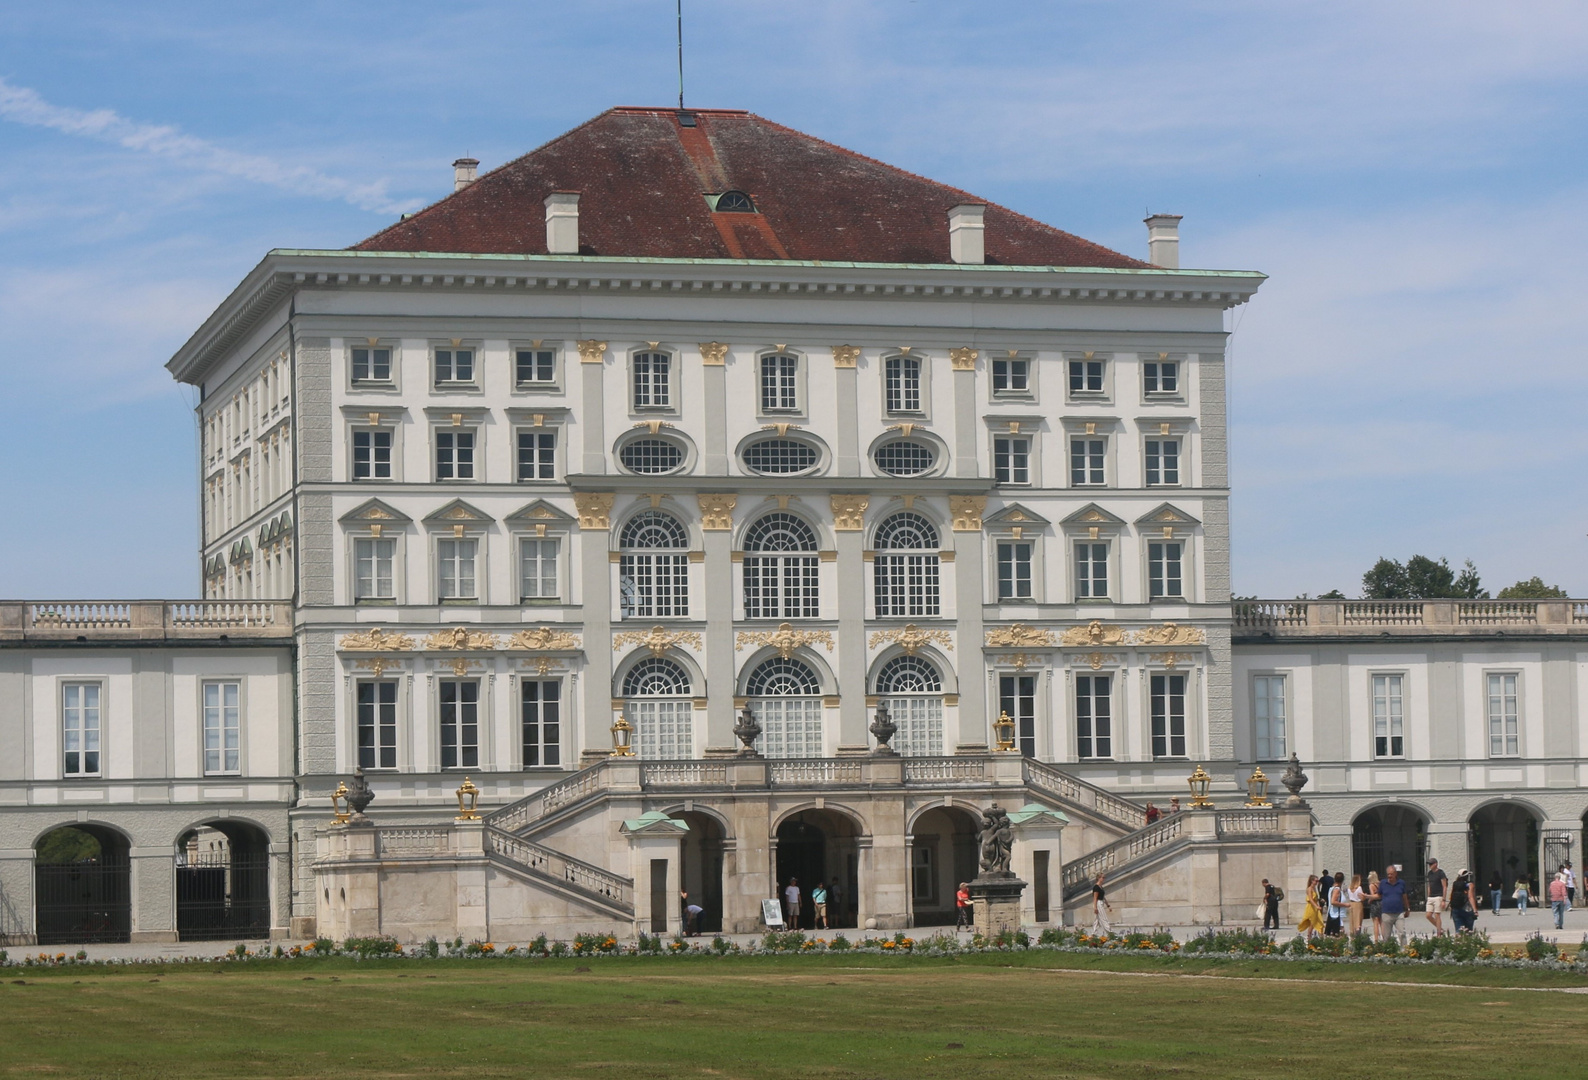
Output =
[
  {"x1": 909, "y1": 806, "x2": 980, "y2": 926},
  {"x1": 676, "y1": 811, "x2": 725, "y2": 934},
  {"x1": 35, "y1": 824, "x2": 131, "y2": 945},
  {"x1": 176, "y1": 822, "x2": 270, "y2": 941},
  {"x1": 1469, "y1": 803, "x2": 1540, "y2": 909},
  {"x1": 1352, "y1": 805, "x2": 1428, "y2": 904},
  {"x1": 775, "y1": 810, "x2": 861, "y2": 929}
]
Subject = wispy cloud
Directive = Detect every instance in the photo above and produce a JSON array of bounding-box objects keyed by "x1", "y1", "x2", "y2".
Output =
[{"x1": 0, "y1": 76, "x2": 419, "y2": 214}]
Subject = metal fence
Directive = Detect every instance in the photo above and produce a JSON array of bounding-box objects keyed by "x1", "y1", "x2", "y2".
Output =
[
  {"x1": 176, "y1": 853, "x2": 270, "y2": 941},
  {"x1": 35, "y1": 860, "x2": 131, "y2": 945}
]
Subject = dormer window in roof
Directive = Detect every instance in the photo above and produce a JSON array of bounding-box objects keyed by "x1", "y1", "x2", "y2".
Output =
[{"x1": 710, "y1": 190, "x2": 756, "y2": 213}]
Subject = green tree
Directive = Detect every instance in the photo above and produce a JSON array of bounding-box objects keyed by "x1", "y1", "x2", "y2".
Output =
[
  {"x1": 35, "y1": 827, "x2": 102, "y2": 865},
  {"x1": 1362, "y1": 558, "x2": 1411, "y2": 599},
  {"x1": 1362, "y1": 556, "x2": 1487, "y2": 599},
  {"x1": 1496, "y1": 576, "x2": 1568, "y2": 599}
]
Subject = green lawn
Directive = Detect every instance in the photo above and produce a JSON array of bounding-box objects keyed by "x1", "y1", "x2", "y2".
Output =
[{"x1": 3, "y1": 954, "x2": 1586, "y2": 1079}]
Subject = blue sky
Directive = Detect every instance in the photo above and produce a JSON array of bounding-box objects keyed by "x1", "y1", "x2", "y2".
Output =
[{"x1": 2, "y1": 0, "x2": 1586, "y2": 598}]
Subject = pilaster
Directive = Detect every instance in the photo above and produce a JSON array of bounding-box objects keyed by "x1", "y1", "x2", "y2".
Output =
[
  {"x1": 833, "y1": 502, "x2": 869, "y2": 746},
  {"x1": 833, "y1": 347, "x2": 860, "y2": 476},
  {"x1": 701, "y1": 346, "x2": 728, "y2": 473},
  {"x1": 952, "y1": 504, "x2": 986, "y2": 746},
  {"x1": 577, "y1": 495, "x2": 615, "y2": 754},
  {"x1": 701, "y1": 506, "x2": 736, "y2": 747},
  {"x1": 580, "y1": 344, "x2": 607, "y2": 474}
]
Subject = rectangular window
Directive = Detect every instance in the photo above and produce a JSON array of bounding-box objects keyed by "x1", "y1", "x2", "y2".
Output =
[
  {"x1": 515, "y1": 348, "x2": 556, "y2": 386},
  {"x1": 1068, "y1": 359, "x2": 1104, "y2": 394},
  {"x1": 436, "y1": 430, "x2": 476, "y2": 480},
  {"x1": 1253, "y1": 675, "x2": 1287, "y2": 760},
  {"x1": 516, "y1": 430, "x2": 556, "y2": 481},
  {"x1": 760, "y1": 353, "x2": 799, "y2": 412},
  {"x1": 1076, "y1": 675, "x2": 1112, "y2": 759},
  {"x1": 633, "y1": 351, "x2": 671, "y2": 409},
  {"x1": 743, "y1": 552, "x2": 819, "y2": 619},
  {"x1": 435, "y1": 347, "x2": 474, "y2": 384},
  {"x1": 1143, "y1": 360, "x2": 1178, "y2": 394},
  {"x1": 885, "y1": 355, "x2": 922, "y2": 413},
  {"x1": 631, "y1": 699, "x2": 694, "y2": 760},
  {"x1": 996, "y1": 541, "x2": 1032, "y2": 600},
  {"x1": 999, "y1": 673, "x2": 1037, "y2": 757},
  {"x1": 911, "y1": 844, "x2": 936, "y2": 903},
  {"x1": 357, "y1": 680, "x2": 397, "y2": 769},
  {"x1": 351, "y1": 346, "x2": 392, "y2": 383},
  {"x1": 352, "y1": 430, "x2": 392, "y2": 480},
  {"x1": 1148, "y1": 542, "x2": 1183, "y2": 599},
  {"x1": 874, "y1": 552, "x2": 941, "y2": 617},
  {"x1": 1487, "y1": 673, "x2": 1519, "y2": 757},
  {"x1": 354, "y1": 538, "x2": 395, "y2": 600},
  {"x1": 1372, "y1": 674, "x2": 1404, "y2": 758},
  {"x1": 993, "y1": 437, "x2": 1030, "y2": 485},
  {"x1": 519, "y1": 538, "x2": 560, "y2": 601},
  {"x1": 438, "y1": 539, "x2": 478, "y2": 600},
  {"x1": 620, "y1": 552, "x2": 690, "y2": 617},
  {"x1": 1074, "y1": 541, "x2": 1108, "y2": 600},
  {"x1": 202, "y1": 681, "x2": 241, "y2": 775},
  {"x1": 1151, "y1": 673, "x2": 1187, "y2": 758},
  {"x1": 62, "y1": 682, "x2": 101, "y2": 776},
  {"x1": 991, "y1": 357, "x2": 1029, "y2": 393},
  {"x1": 439, "y1": 680, "x2": 479, "y2": 769},
  {"x1": 1145, "y1": 439, "x2": 1180, "y2": 486},
  {"x1": 521, "y1": 680, "x2": 561, "y2": 767},
  {"x1": 1070, "y1": 438, "x2": 1105, "y2": 486}
]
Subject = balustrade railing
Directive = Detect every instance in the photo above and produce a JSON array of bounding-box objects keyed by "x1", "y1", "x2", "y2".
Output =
[
  {"x1": 485, "y1": 762, "x2": 610, "y2": 834},
  {"x1": 168, "y1": 601, "x2": 283, "y2": 627},
  {"x1": 1458, "y1": 601, "x2": 1537, "y2": 625},
  {"x1": 1215, "y1": 809, "x2": 1281, "y2": 836},
  {"x1": 641, "y1": 762, "x2": 729, "y2": 787},
  {"x1": 379, "y1": 828, "x2": 453, "y2": 854},
  {"x1": 1342, "y1": 601, "x2": 1423, "y2": 625},
  {"x1": 903, "y1": 757, "x2": 987, "y2": 783},
  {"x1": 1231, "y1": 601, "x2": 1307, "y2": 628},
  {"x1": 1022, "y1": 758, "x2": 1146, "y2": 832},
  {"x1": 7, "y1": 601, "x2": 291, "y2": 638},
  {"x1": 485, "y1": 827, "x2": 632, "y2": 910},
  {"x1": 769, "y1": 759, "x2": 864, "y2": 786},
  {"x1": 1060, "y1": 815, "x2": 1185, "y2": 898},
  {"x1": 28, "y1": 602, "x2": 132, "y2": 629}
]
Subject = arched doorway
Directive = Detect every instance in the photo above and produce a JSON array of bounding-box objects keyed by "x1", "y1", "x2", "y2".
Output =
[
  {"x1": 34, "y1": 824, "x2": 131, "y2": 944},
  {"x1": 1469, "y1": 803, "x2": 1539, "y2": 908},
  {"x1": 675, "y1": 810, "x2": 725, "y2": 934},
  {"x1": 775, "y1": 809, "x2": 861, "y2": 929},
  {"x1": 909, "y1": 806, "x2": 980, "y2": 926},
  {"x1": 1352, "y1": 805, "x2": 1428, "y2": 899},
  {"x1": 175, "y1": 821, "x2": 271, "y2": 941}
]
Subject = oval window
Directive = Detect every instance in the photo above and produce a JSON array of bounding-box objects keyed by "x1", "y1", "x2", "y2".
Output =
[
  {"x1": 743, "y1": 438, "x2": 819, "y2": 475},
  {"x1": 619, "y1": 438, "x2": 685, "y2": 474},
  {"x1": 873, "y1": 440, "x2": 936, "y2": 477}
]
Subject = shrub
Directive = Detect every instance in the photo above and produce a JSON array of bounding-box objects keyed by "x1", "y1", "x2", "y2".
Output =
[
  {"x1": 549, "y1": 941, "x2": 569, "y2": 957},
  {"x1": 1037, "y1": 927, "x2": 1069, "y2": 946},
  {"x1": 572, "y1": 932, "x2": 619, "y2": 954},
  {"x1": 312, "y1": 938, "x2": 336, "y2": 956},
  {"x1": 761, "y1": 931, "x2": 807, "y2": 952},
  {"x1": 1183, "y1": 928, "x2": 1274, "y2": 955},
  {"x1": 527, "y1": 934, "x2": 549, "y2": 957},
  {"x1": 710, "y1": 935, "x2": 734, "y2": 955},
  {"x1": 828, "y1": 934, "x2": 851, "y2": 952},
  {"x1": 636, "y1": 934, "x2": 665, "y2": 955},
  {"x1": 423, "y1": 937, "x2": 440, "y2": 959},
  {"x1": 344, "y1": 935, "x2": 401, "y2": 957},
  {"x1": 1526, "y1": 933, "x2": 1559, "y2": 961}
]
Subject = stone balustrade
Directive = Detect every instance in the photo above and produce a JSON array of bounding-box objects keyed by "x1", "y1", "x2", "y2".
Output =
[
  {"x1": 1233, "y1": 598, "x2": 1588, "y2": 639},
  {"x1": 0, "y1": 601, "x2": 292, "y2": 641}
]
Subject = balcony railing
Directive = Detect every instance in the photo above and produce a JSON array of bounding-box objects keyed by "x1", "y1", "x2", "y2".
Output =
[
  {"x1": 1, "y1": 601, "x2": 293, "y2": 641},
  {"x1": 1234, "y1": 598, "x2": 1586, "y2": 636}
]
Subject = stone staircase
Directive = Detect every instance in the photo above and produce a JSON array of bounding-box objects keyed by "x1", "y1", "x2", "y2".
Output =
[{"x1": 483, "y1": 826, "x2": 633, "y2": 919}]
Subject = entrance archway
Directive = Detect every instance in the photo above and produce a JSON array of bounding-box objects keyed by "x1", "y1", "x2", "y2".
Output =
[
  {"x1": 1352, "y1": 805, "x2": 1428, "y2": 899},
  {"x1": 34, "y1": 824, "x2": 131, "y2": 945},
  {"x1": 676, "y1": 811, "x2": 725, "y2": 934},
  {"x1": 909, "y1": 806, "x2": 979, "y2": 926},
  {"x1": 175, "y1": 821, "x2": 271, "y2": 941},
  {"x1": 1469, "y1": 803, "x2": 1539, "y2": 908},
  {"x1": 775, "y1": 809, "x2": 861, "y2": 930}
]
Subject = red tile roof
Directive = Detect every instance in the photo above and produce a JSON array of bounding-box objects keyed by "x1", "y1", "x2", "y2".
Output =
[{"x1": 353, "y1": 108, "x2": 1148, "y2": 269}]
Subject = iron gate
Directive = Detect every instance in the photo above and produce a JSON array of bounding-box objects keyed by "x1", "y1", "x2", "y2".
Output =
[
  {"x1": 35, "y1": 860, "x2": 131, "y2": 945},
  {"x1": 176, "y1": 853, "x2": 270, "y2": 941},
  {"x1": 1544, "y1": 831, "x2": 1574, "y2": 883}
]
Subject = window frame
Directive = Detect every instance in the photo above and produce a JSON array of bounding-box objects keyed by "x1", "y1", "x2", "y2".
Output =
[
  {"x1": 351, "y1": 427, "x2": 395, "y2": 481},
  {"x1": 434, "y1": 426, "x2": 480, "y2": 482},
  {"x1": 1142, "y1": 356, "x2": 1182, "y2": 399},
  {"x1": 1073, "y1": 539, "x2": 1110, "y2": 602},
  {"x1": 995, "y1": 538, "x2": 1033, "y2": 602},
  {"x1": 1065, "y1": 353, "x2": 1111, "y2": 402},
  {"x1": 1150, "y1": 671, "x2": 1188, "y2": 759},
  {"x1": 61, "y1": 680, "x2": 104, "y2": 778},
  {"x1": 882, "y1": 353, "x2": 928, "y2": 417},
  {"x1": 1486, "y1": 671, "x2": 1521, "y2": 758},
  {"x1": 993, "y1": 434, "x2": 1033, "y2": 486},
  {"x1": 1371, "y1": 672, "x2": 1406, "y2": 759},
  {"x1": 518, "y1": 535, "x2": 562, "y2": 603},
  {"x1": 630, "y1": 349, "x2": 676, "y2": 413},
  {"x1": 872, "y1": 512, "x2": 943, "y2": 619},
  {"x1": 349, "y1": 342, "x2": 395, "y2": 387},
  {"x1": 515, "y1": 427, "x2": 558, "y2": 483},
  {"x1": 1068, "y1": 435, "x2": 1108, "y2": 487},
  {"x1": 512, "y1": 343, "x2": 563, "y2": 393},
  {"x1": 521, "y1": 678, "x2": 563, "y2": 768},
  {"x1": 618, "y1": 510, "x2": 692, "y2": 619},
  {"x1": 356, "y1": 679, "x2": 399, "y2": 771},
  {"x1": 436, "y1": 536, "x2": 481, "y2": 603},
  {"x1": 432, "y1": 342, "x2": 479, "y2": 389},
  {"x1": 998, "y1": 672, "x2": 1037, "y2": 757},
  {"x1": 1075, "y1": 672, "x2": 1113, "y2": 761},
  {"x1": 1252, "y1": 673, "x2": 1287, "y2": 761},
  {"x1": 1144, "y1": 437, "x2": 1181, "y2": 487},
  {"x1": 757, "y1": 351, "x2": 804, "y2": 416},
  {"x1": 742, "y1": 512, "x2": 821, "y2": 620},
  {"x1": 990, "y1": 355, "x2": 1032, "y2": 398},
  {"x1": 1147, "y1": 539, "x2": 1185, "y2": 600},
  {"x1": 438, "y1": 678, "x2": 480, "y2": 770},
  {"x1": 353, "y1": 535, "x2": 397, "y2": 602}
]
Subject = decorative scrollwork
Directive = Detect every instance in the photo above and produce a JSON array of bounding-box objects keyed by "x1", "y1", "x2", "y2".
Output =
[
  {"x1": 573, "y1": 492, "x2": 615, "y2": 530},
  {"x1": 735, "y1": 622, "x2": 835, "y2": 659},
  {"x1": 868, "y1": 623, "x2": 953, "y2": 656},
  {"x1": 831, "y1": 345, "x2": 861, "y2": 368},
  {"x1": 830, "y1": 494, "x2": 869, "y2": 531},
  {"x1": 338, "y1": 627, "x2": 415, "y2": 651},
  {"x1": 1150, "y1": 651, "x2": 1194, "y2": 669},
  {"x1": 1060, "y1": 620, "x2": 1125, "y2": 647},
  {"x1": 984, "y1": 623, "x2": 1055, "y2": 649},
  {"x1": 423, "y1": 627, "x2": 501, "y2": 651},
  {"x1": 507, "y1": 627, "x2": 581, "y2": 652},
  {"x1": 612, "y1": 625, "x2": 704, "y2": 657},
  {"x1": 699, "y1": 341, "x2": 729, "y2": 365},
  {"x1": 949, "y1": 496, "x2": 986, "y2": 532},
  {"x1": 576, "y1": 339, "x2": 608, "y2": 364},
  {"x1": 697, "y1": 493, "x2": 737, "y2": 531},
  {"x1": 1134, "y1": 622, "x2": 1207, "y2": 646},
  {"x1": 949, "y1": 347, "x2": 978, "y2": 371}
]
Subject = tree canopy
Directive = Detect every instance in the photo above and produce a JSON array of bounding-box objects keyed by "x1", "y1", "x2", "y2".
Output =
[
  {"x1": 1495, "y1": 576, "x2": 1569, "y2": 599},
  {"x1": 1361, "y1": 556, "x2": 1487, "y2": 600}
]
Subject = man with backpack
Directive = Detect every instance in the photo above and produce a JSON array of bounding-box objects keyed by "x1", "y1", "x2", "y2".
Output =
[{"x1": 1262, "y1": 878, "x2": 1283, "y2": 930}]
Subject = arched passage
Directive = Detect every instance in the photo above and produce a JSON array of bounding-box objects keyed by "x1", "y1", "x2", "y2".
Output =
[
  {"x1": 175, "y1": 821, "x2": 271, "y2": 941},
  {"x1": 675, "y1": 810, "x2": 725, "y2": 934},
  {"x1": 34, "y1": 824, "x2": 130, "y2": 945},
  {"x1": 909, "y1": 805, "x2": 980, "y2": 926},
  {"x1": 775, "y1": 809, "x2": 862, "y2": 930},
  {"x1": 1352, "y1": 805, "x2": 1428, "y2": 899},
  {"x1": 1469, "y1": 803, "x2": 1540, "y2": 908}
]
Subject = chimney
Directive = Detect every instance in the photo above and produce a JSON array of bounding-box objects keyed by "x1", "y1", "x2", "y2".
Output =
[
  {"x1": 544, "y1": 192, "x2": 581, "y2": 255},
  {"x1": 948, "y1": 204, "x2": 986, "y2": 265},
  {"x1": 452, "y1": 158, "x2": 479, "y2": 192},
  {"x1": 1144, "y1": 214, "x2": 1182, "y2": 269}
]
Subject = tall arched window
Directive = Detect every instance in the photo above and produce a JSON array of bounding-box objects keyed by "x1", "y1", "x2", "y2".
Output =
[
  {"x1": 876, "y1": 655, "x2": 944, "y2": 757},
  {"x1": 745, "y1": 657, "x2": 824, "y2": 758},
  {"x1": 874, "y1": 513, "x2": 940, "y2": 617},
  {"x1": 622, "y1": 657, "x2": 694, "y2": 760},
  {"x1": 619, "y1": 511, "x2": 689, "y2": 617},
  {"x1": 743, "y1": 513, "x2": 819, "y2": 619}
]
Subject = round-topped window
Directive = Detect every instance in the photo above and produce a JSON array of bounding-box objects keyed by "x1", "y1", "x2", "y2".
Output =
[
  {"x1": 873, "y1": 439, "x2": 936, "y2": 477},
  {"x1": 743, "y1": 438, "x2": 820, "y2": 475},
  {"x1": 619, "y1": 438, "x2": 685, "y2": 474}
]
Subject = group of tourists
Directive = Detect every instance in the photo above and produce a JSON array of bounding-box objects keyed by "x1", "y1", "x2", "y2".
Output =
[
  {"x1": 776, "y1": 877, "x2": 833, "y2": 930},
  {"x1": 1142, "y1": 799, "x2": 1181, "y2": 826},
  {"x1": 1297, "y1": 858, "x2": 1483, "y2": 941}
]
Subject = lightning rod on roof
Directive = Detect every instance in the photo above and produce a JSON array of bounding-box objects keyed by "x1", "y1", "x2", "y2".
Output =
[{"x1": 677, "y1": 0, "x2": 685, "y2": 110}]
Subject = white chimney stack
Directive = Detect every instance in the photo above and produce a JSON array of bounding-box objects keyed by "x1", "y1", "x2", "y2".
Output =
[
  {"x1": 545, "y1": 192, "x2": 581, "y2": 255},
  {"x1": 452, "y1": 158, "x2": 479, "y2": 193},
  {"x1": 948, "y1": 203, "x2": 986, "y2": 265},
  {"x1": 1144, "y1": 213, "x2": 1182, "y2": 269}
]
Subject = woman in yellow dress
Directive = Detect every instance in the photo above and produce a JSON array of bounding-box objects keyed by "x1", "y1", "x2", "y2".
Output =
[{"x1": 1296, "y1": 873, "x2": 1325, "y2": 939}]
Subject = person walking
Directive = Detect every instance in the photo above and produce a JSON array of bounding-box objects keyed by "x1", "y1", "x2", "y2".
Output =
[
  {"x1": 1297, "y1": 874, "x2": 1325, "y2": 940},
  {"x1": 1379, "y1": 864, "x2": 1411, "y2": 943},
  {"x1": 1448, "y1": 869, "x2": 1476, "y2": 933},
  {"x1": 1487, "y1": 870, "x2": 1504, "y2": 915},
  {"x1": 1425, "y1": 858, "x2": 1449, "y2": 936},
  {"x1": 1168, "y1": 797, "x2": 1181, "y2": 814},
  {"x1": 812, "y1": 881, "x2": 829, "y2": 930},
  {"x1": 1513, "y1": 874, "x2": 1532, "y2": 913},
  {"x1": 1262, "y1": 878, "x2": 1281, "y2": 930},
  {"x1": 1365, "y1": 870, "x2": 1383, "y2": 942},
  {"x1": 1549, "y1": 871, "x2": 1570, "y2": 930},
  {"x1": 1325, "y1": 871, "x2": 1347, "y2": 936},
  {"x1": 955, "y1": 881, "x2": 972, "y2": 931},
  {"x1": 1145, "y1": 802, "x2": 1161, "y2": 826},
  {"x1": 1346, "y1": 874, "x2": 1365, "y2": 936},
  {"x1": 783, "y1": 877, "x2": 801, "y2": 929},
  {"x1": 1565, "y1": 863, "x2": 1577, "y2": 907},
  {"x1": 1091, "y1": 873, "x2": 1113, "y2": 933}
]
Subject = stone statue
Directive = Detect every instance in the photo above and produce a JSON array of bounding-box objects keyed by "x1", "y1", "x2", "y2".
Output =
[
  {"x1": 1280, "y1": 753, "x2": 1309, "y2": 806},
  {"x1": 978, "y1": 803, "x2": 1014, "y2": 877},
  {"x1": 346, "y1": 767, "x2": 376, "y2": 823},
  {"x1": 733, "y1": 705, "x2": 763, "y2": 756},
  {"x1": 869, "y1": 702, "x2": 898, "y2": 755}
]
